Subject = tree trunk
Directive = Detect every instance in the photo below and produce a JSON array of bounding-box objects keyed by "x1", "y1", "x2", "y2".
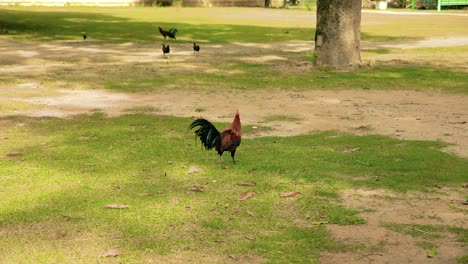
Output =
[
  {"x1": 314, "y1": 0, "x2": 362, "y2": 68},
  {"x1": 264, "y1": 0, "x2": 271, "y2": 7}
]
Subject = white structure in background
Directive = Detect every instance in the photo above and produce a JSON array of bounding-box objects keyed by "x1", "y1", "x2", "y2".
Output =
[{"x1": 0, "y1": 0, "x2": 139, "y2": 5}]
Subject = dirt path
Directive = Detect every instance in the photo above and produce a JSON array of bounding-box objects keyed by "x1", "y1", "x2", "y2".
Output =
[
  {"x1": 321, "y1": 188, "x2": 467, "y2": 264},
  {"x1": 14, "y1": 88, "x2": 467, "y2": 158}
]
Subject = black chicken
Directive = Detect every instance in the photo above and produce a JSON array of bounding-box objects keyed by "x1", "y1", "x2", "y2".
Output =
[
  {"x1": 162, "y1": 44, "x2": 170, "y2": 57},
  {"x1": 159, "y1": 26, "x2": 178, "y2": 40},
  {"x1": 193, "y1": 42, "x2": 200, "y2": 53}
]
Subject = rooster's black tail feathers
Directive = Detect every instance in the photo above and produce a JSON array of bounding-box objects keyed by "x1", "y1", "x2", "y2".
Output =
[{"x1": 188, "y1": 119, "x2": 221, "y2": 150}]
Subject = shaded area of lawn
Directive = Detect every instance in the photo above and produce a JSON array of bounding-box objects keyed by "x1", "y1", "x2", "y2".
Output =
[
  {"x1": 0, "y1": 114, "x2": 466, "y2": 262},
  {"x1": 0, "y1": 8, "x2": 313, "y2": 43},
  {"x1": 0, "y1": 7, "x2": 419, "y2": 43},
  {"x1": 2, "y1": 7, "x2": 466, "y2": 95}
]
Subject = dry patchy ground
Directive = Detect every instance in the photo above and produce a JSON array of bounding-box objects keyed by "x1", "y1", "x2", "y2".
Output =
[
  {"x1": 1, "y1": 35, "x2": 467, "y2": 263},
  {"x1": 321, "y1": 188, "x2": 467, "y2": 264}
]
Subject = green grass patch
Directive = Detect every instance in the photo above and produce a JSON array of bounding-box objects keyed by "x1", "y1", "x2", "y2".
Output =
[
  {"x1": 384, "y1": 223, "x2": 467, "y2": 244},
  {"x1": 0, "y1": 114, "x2": 467, "y2": 262},
  {"x1": 0, "y1": 100, "x2": 37, "y2": 114},
  {"x1": 2, "y1": 6, "x2": 467, "y2": 43},
  {"x1": 0, "y1": 113, "x2": 467, "y2": 263},
  {"x1": 263, "y1": 115, "x2": 302, "y2": 122},
  {"x1": 2, "y1": 7, "x2": 467, "y2": 95},
  {"x1": 101, "y1": 65, "x2": 468, "y2": 93},
  {"x1": 458, "y1": 255, "x2": 468, "y2": 264},
  {"x1": 0, "y1": 7, "x2": 314, "y2": 43}
]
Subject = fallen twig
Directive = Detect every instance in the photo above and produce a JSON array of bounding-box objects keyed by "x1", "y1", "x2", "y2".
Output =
[
  {"x1": 357, "y1": 253, "x2": 384, "y2": 260},
  {"x1": 410, "y1": 227, "x2": 435, "y2": 236},
  {"x1": 356, "y1": 160, "x2": 371, "y2": 166}
]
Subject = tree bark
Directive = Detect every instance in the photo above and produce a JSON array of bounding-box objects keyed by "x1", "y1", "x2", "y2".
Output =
[{"x1": 314, "y1": 0, "x2": 362, "y2": 68}]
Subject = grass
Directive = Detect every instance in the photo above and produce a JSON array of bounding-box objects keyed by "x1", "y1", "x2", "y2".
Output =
[
  {"x1": 101, "y1": 64, "x2": 468, "y2": 93},
  {"x1": 383, "y1": 223, "x2": 467, "y2": 242},
  {"x1": 0, "y1": 100, "x2": 38, "y2": 114},
  {"x1": 1, "y1": 6, "x2": 468, "y2": 43},
  {"x1": 0, "y1": 7, "x2": 315, "y2": 43},
  {"x1": 1, "y1": 7, "x2": 467, "y2": 94},
  {"x1": 1, "y1": 6, "x2": 468, "y2": 263},
  {"x1": 0, "y1": 114, "x2": 467, "y2": 262},
  {"x1": 263, "y1": 115, "x2": 302, "y2": 122},
  {"x1": 10, "y1": 58, "x2": 463, "y2": 93},
  {"x1": 459, "y1": 255, "x2": 468, "y2": 264}
]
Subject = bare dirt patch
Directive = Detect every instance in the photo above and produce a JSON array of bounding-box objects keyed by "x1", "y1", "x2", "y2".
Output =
[
  {"x1": 382, "y1": 36, "x2": 468, "y2": 49},
  {"x1": 146, "y1": 250, "x2": 266, "y2": 264},
  {"x1": 321, "y1": 188, "x2": 467, "y2": 264},
  {"x1": 14, "y1": 88, "x2": 468, "y2": 158}
]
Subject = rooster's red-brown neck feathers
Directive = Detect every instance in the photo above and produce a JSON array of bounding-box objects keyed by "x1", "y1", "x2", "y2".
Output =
[{"x1": 229, "y1": 110, "x2": 241, "y2": 133}]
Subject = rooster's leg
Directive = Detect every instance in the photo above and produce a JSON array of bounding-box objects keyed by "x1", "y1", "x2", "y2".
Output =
[{"x1": 230, "y1": 150, "x2": 236, "y2": 164}]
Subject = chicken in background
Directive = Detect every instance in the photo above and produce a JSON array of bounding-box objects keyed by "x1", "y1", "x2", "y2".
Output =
[
  {"x1": 162, "y1": 44, "x2": 170, "y2": 57},
  {"x1": 158, "y1": 26, "x2": 178, "y2": 40},
  {"x1": 193, "y1": 42, "x2": 200, "y2": 53},
  {"x1": 189, "y1": 110, "x2": 242, "y2": 163}
]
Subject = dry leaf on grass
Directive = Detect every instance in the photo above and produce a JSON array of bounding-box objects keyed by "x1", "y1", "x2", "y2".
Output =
[
  {"x1": 138, "y1": 193, "x2": 154, "y2": 196},
  {"x1": 188, "y1": 166, "x2": 203, "y2": 174},
  {"x1": 342, "y1": 147, "x2": 361, "y2": 153},
  {"x1": 244, "y1": 235, "x2": 256, "y2": 241},
  {"x1": 279, "y1": 191, "x2": 302, "y2": 198},
  {"x1": 189, "y1": 184, "x2": 205, "y2": 192},
  {"x1": 293, "y1": 219, "x2": 312, "y2": 227},
  {"x1": 103, "y1": 204, "x2": 129, "y2": 209},
  {"x1": 170, "y1": 197, "x2": 180, "y2": 205},
  {"x1": 6, "y1": 152, "x2": 23, "y2": 157},
  {"x1": 53, "y1": 232, "x2": 67, "y2": 239},
  {"x1": 238, "y1": 191, "x2": 258, "y2": 201},
  {"x1": 236, "y1": 181, "x2": 256, "y2": 187},
  {"x1": 246, "y1": 210, "x2": 256, "y2": 217},
  {"x1": 311, "y1": 221, "x2": 329, "y2": 225},
  {"x1": 101, "y1": 248, "x2": 122, "y2": 257}
]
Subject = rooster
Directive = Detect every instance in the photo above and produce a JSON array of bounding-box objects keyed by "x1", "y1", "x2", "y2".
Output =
[
  {"x1": 193, "y1": 42, "x2": 200, "y2": 53},
  {"x1": 158, "y1": 26, "x2": 178, "y2": 40},
  {"x1": 162, "y1": 44, "x2": 170, "y2": 57},
  {"x1": 189, "y1": 110, "x2": 241, "y2": 163}
]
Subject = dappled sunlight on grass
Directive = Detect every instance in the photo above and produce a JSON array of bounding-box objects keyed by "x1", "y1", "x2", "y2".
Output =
[
  {"x1": 1, "y1": 114, "x2": 466, "y2": 262},
  {"x1": 0, "y1": 6, "x2": 467, "y2": 263}
]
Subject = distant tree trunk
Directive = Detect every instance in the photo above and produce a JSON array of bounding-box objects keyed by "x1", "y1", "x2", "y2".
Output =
[
  {"x1": 314, "y1": 0, "x2": 362, "y2": 68},
  {"x1": 264, "y1": 0, "x2": 271, "y2": 7}
]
